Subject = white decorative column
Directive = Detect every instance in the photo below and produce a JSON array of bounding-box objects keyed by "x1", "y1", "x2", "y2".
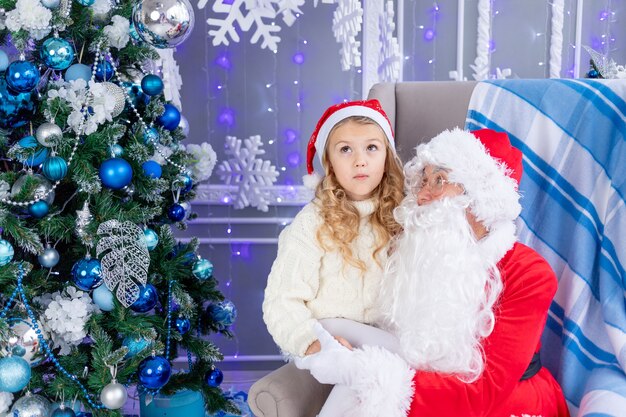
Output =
[
  {"x1": 549, "y1": 0, "x2": 565, "y2": 78},
  {"x1": 362, "y1": 0, "x2": 384, "y2": 97},
  {"x1": 574, "y1": 0, "x2": 584, "y2": 77},
  {"x1": 470, "y1": 0, "x2": 492, "y2": 80}
]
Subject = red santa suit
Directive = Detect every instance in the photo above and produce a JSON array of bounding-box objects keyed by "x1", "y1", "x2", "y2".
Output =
[{"x1": 406, "y1": 242, "x2": 569, "y2": 417}]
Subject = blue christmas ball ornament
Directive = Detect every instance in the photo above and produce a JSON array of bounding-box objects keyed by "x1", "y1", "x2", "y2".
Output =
[
  {"x1": 0, "y1": 356, "x2": 31, "y2": 392},
  {"x1": 122, "y1": 81, "x2": 149, "y2": 107},
  {"x1": 192, "y1": 258, "x2": 213, "y2": 280},
  {"x1": 207, "y1": 300, "x2": 237, "y2": 330},
  {"x1": 177, "y1": 173, "x2": 193, "y2": 193},
  {"x1": 64, "y1": 63, "x2": 91, "y2": 82},
  {"x1": 42, "y1": 155, "x2": 68, "y2": 181},
  {"x1": 122, "y1": 336, "x2": 151, "y2": 358},
  {"x1": 0, "y1": 239, "x2": 14, "y2": 266},
  {"x1": 167, "y1": 203, "x2": 185, "y2": 222},
  {"x1": 142, "y1": 127, "x2": 160, "y2": 144},
  {"x1": 129, "y1": 22, "x2": 142, "y2": 42},
  {"x1": 0, "y1": 50, "x2": 9, "y2": 72},
  {"x1": 157, "y1": 104, "x2": 181, "y2": 131},
  {"x1": 110, "y1": 144, "x2": 124, "y2": 157},
  {"x1": 143, "y1": 228, "x2": 159, "y2": 251},
  {"x1": 204, "y1": 367, "x2": 223, "y2": 387},
  {"x1": 0, "y1": 77, "x2": 37, "y2": 129},
  {"x1": 141, "y1": 74, "x2": 164, "y2": 96},
  {"x1": 175, "y1": 317, "x2": 191, "y2": 334},
  {"x1": 76, "y1": 413, "x2": 93, "y2": 417},
  {"x1": 138, "y1": 355, "x2": 171, "y2": 389},
  {"x1": 41, "y1": 0, "x2": 61, "y2": 8},
  {"x1": 16, "y1": 136, "x2": 48, "y2": 167},
  {"x1": 72, "y1": 257, "x2": 103, "y2": 291},
  {"x1": 99, "y1": 158, "x2": 133, "y2": 190},
  {"x1": 51, "y1": 406, "x2": 76, "y2": 417},
  {"x1": 142, "y1": 160, "x2": 162, "y2": 178},
  {"x1": 95, "y1": 60, "x2": 113, "y2": 81},
  {"x1": 40, "y1": 37, "x2": 75, "y2": 70},
  {"x1": 92, "y1": 285, "x2": 115, "y2": 311},
  {"x1": 75, "y1": 0, "x2": 95, "y2": 5},
  {"x1": 130, "y1": 283, "x2": 158, "y2": 313},
  {"x1": 28, "y1": 201, "x2": 50, "y2": 218},
  {"x1": 6, "y1": 60, "x2": 40, "y2": 93}
]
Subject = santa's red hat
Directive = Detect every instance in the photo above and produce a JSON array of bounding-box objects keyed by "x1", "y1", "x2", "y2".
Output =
[
  {"x1": 405, "y1": 128, "x2": 523, "y2": 229},
  {"x1": 304, "y1": 99, "x2": 395, "y2": 187}
]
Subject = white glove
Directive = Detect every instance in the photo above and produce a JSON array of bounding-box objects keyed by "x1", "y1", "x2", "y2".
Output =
[{"x1": 294, "y1": 322, "x2": 357, "y2": 385}]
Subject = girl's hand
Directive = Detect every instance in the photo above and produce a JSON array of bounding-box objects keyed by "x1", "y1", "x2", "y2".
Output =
[
  {"x1": 334, "y1": 336, "x2": 353, "y2": 350},
  {"x1": 305, "y1": 339, "x2": 321, "y2": 355}
]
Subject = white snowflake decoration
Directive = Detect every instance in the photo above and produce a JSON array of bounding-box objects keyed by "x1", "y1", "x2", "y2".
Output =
[
  {"x1": 332, "y1": 0, "x2": 363, "y2": 71},
  {"x1": 96, "y1": 220, "x2": 150, "y2": 307},
  {"x1": 276, "y1": 0, "x2": 305, "y2": 26},
  {"x1": 203, "y1": 0, "x2": 282, "y2": 51},
  {"x1": 378, "y1": 0, "x2": 401, "y2": 82},
  {"x1": 216, "y1": 135, "x2": 279, "y2": 212},
  {"x1": 155, "y1": 48, "x2": 183, "y2": 110}
]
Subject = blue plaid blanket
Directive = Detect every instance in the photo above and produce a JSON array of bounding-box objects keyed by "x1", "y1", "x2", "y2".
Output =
[{"x1": 466, "y1": 79, "x2": 626, "y2": 417}]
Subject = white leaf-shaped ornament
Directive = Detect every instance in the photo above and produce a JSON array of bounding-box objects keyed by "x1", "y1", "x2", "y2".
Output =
[{"x1": 96, "y1": 220, "x2": 150, "y2": 307}]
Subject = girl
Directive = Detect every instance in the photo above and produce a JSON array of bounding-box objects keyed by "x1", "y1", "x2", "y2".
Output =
[{"x1": 262, "y1": 99, "x2": 404, "y2": 415}]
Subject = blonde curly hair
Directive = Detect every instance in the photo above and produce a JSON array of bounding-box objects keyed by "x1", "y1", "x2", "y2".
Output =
[{"x1": 314, "y1": 116, "x2": 405, "y2": 271}]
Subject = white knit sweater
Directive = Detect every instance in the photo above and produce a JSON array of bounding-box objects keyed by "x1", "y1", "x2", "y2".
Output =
[{"x1": 263, "y1": 199, "x2": 388, "y2": 357}]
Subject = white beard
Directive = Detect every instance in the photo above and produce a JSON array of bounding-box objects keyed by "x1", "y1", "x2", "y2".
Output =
[{"x1": 380, "y1": 195, "x2": 504, "y2": 382}]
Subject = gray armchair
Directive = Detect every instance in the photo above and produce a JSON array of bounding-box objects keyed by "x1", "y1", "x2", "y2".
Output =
[{"x1": 248, "y1": 81, "x2": 477, "y2": 417}]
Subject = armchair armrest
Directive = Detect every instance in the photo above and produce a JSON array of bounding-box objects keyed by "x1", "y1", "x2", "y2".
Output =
[{"x1": 248, "y1": 362, "x2": 332, "y2": 417}]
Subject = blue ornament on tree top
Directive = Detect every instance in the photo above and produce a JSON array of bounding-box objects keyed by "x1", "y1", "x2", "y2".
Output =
[
  {"x1": 175, "y1": 317, "x2": 191, "y2": 334},
  {"x1": 95, "y1": 60, "x2": 114, "y2": 81},
  {"x1": 29, "y1": 201, "x2": 50, "y2": 219},
  {"x1": 64, "y1": 63, "x2": 91, "y2": 82},
  {"x1": 141, "y1": 74, "x2": 164, "y2": 96},
  {"x1": 143, "y1": 228, "x2": 159, "y2": 251},
  {"x1": 6, "y1": 60, "x2": 40, "y2": 93},
  {"x1": 0, "y1": 77, "x2": 37, "y2": 129},
  {"x1": 40, "y1": 38, "x2": 75, "y2": 70},
  {"x1": 142, "y1": 160, "x2": 162, "y2": 179}
]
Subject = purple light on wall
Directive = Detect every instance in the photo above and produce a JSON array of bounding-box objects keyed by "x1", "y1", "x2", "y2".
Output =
[
  {"x1": 222, "y1": 0, "x2": 235, "y2": 4},
  {"x1": 287, "y1": 151, "x2": 301, "y2": 167},
  {"x1": 215, "y1": 52, "x2": 232, "y2": 70},
  {"x1": 423, "y1": 28, "x2": 436, "y2": 41},
  {"x1": 599, "y1": 10, "x2": 609, "y2": 21},
  {"x1": 292, "y1": 52, "x2": 305, "y2": 65},
  {"x1": 218, "y1": 108, "x2": 235, "y2": 127},
  {"x1": 429, "y1": 4, "x2": 441, "y2": 20},
  {"x1": 222, "y1": 194, "x2": 231, "y2": 204},
  {"x1": 489, "y1": 40, "x2": 496, "y2": 53},
  {"x1": 284, "y1": 128, "x2": 298, "y2": 144}
]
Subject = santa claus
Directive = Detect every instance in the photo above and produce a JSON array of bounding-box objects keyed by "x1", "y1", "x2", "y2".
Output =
[{"x1": 296, "y1": 128, "x2": 570, "y2": 417}]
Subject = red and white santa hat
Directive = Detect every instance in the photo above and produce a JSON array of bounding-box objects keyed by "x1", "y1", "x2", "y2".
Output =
[
  {"x1": 304, "y1": 99, "x2": 395, "y2": 188},
  {"x1": 405, "y1": 128, "x2": 523, "y2": 229}
]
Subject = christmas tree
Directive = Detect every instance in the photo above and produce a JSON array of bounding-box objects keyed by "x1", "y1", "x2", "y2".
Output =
[{"x1": 0, "y1": 0, "x2": 239, "y2": 416}]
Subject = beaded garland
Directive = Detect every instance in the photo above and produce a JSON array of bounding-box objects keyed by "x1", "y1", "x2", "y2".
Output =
[{"x1": 0, "y1": 264, "x2": 180, "y2": 410}]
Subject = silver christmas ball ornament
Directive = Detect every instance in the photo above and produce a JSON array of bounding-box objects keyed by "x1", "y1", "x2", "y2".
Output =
[
  {"x1": 132, "y1": 0, "x2": 195, "y2": 48},
  {"x1": 10, "y1": 393, "x2": 51, "y2": 417},
  {"x1": 35, "y1": 122, "x2": 63, "y2": 147},
  {"x1": 38, "y1": 245, "x2": 60, "y2": 268},
  {"x1": 8, "y1": 319, "x2": 44, "y2": 366},
  {"x1": 11, "y1": 174, "x2": 55, "y2": 205},
  {"x1": 99, "y1": 82, "x2": 126, "y2": 117},
  {"x1": 100, "y1": 380, "x2": 128, "y2": 409}
]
